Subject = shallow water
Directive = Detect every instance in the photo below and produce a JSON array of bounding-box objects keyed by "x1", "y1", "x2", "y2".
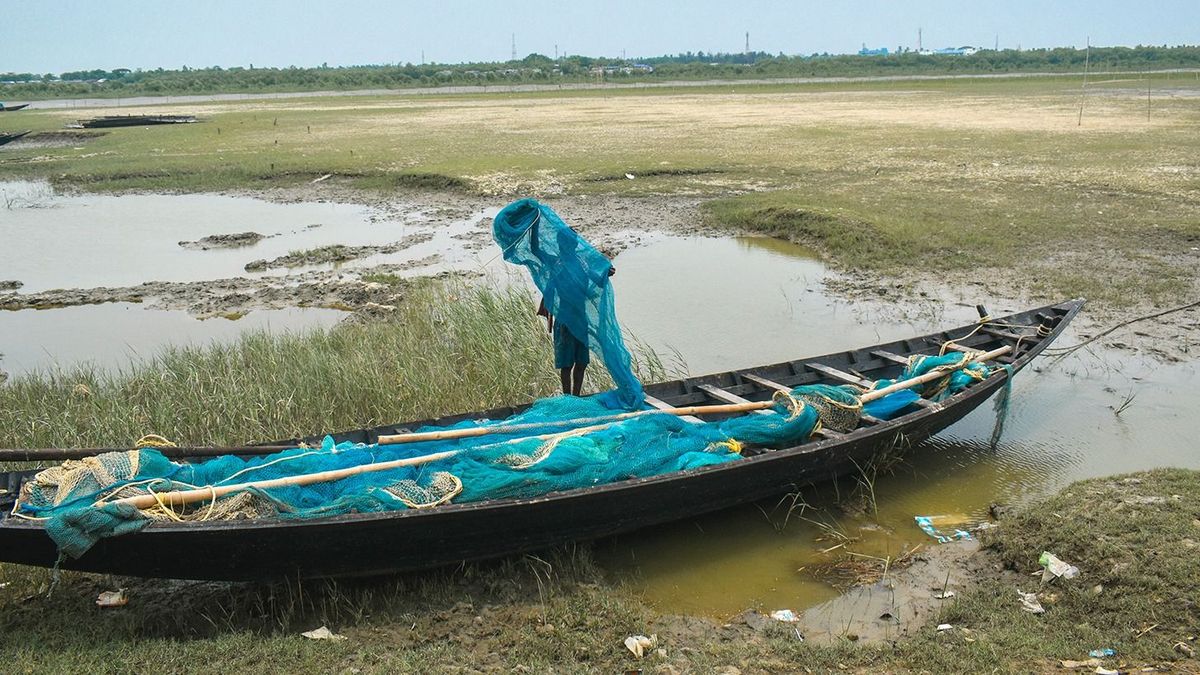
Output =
[
  {"x1": 0, "y1": 303, "x2": 345, "y2": 376},
  {"x1": 0, "y1": 181, "x2": 487, "y2": 292},
  {"x1": 0, "y1": 181, "x2": 492, "y2": 376}
]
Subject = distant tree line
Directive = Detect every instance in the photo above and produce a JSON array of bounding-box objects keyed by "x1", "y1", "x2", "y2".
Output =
[{"x1": 2, "y1": 45, "x2": 1198, "y2": 100}]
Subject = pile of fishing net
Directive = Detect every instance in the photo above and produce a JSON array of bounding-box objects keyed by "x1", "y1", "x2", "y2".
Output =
[
  {"x1": 19, "y1": 385, "x2": 856, "y2": 558},
  {"x1": 492, "y1": 198, "x2": 642, "y2": 408}
]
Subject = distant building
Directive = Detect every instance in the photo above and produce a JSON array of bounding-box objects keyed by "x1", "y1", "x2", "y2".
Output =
[
  {"x1": 858, "y1": 44, "x2": 890, "y2": 56},
  {"x1": 933, "y1": 46, "x2": 979, "y2": 56}
]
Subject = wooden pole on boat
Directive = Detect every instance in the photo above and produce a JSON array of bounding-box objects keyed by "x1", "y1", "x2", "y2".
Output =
[
  {"x1": 106, "y1": 421, "x2": 617, "y2": 511},
  {"x1": 102, "y1": 345, "x2": 1012, "y2": 512},
  {"x1": 378, "y1": 345, "x2": 1013, "y2": 445},
  {"x1": 376, "y1": 401, "x2": 770, "y2": 445},
  {"x1": 860, "y1": 345, "x2": 1011, "y2": 403}
]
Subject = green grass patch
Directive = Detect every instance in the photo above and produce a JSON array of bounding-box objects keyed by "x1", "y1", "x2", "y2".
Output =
[{"x1": 360, "y1": 272, "x2": 403, "y2": 286}]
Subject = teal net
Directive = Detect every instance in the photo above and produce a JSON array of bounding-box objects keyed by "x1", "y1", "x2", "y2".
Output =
[
  {"x1": 18, "y1": 385, "x2": 846, "y2": 558},
  {"x1": 859, "y1": 352, "x2": 995, "y2": 424},
  {"x1": 493, "y1": 198, "x2": 643, "y2": 409}
]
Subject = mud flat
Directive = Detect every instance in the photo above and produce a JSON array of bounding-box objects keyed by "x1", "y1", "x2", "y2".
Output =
[{"x1": 178, "y1": 231, "x2": 265, "y2": 250}]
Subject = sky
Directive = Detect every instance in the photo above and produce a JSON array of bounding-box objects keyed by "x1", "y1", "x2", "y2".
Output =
[{"x1": 3, "y1": 0, "x2": 1197, "y2": 74}]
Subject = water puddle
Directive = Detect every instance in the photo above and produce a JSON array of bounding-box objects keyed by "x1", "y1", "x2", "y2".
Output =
[
  {"x1": 0, "y1": 181, "x2": 496, "y2": 375},
  {"x1": 0, "y1": 180, "x2": 490, "y2": 292},
  {"x1": 0, "y1": 303, "x2": 344, "y2": 377}
]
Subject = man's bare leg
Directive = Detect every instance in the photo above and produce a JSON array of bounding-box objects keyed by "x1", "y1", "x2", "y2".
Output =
[
  {"x1": 571, "y1": 363, "x2": 586, "y2": 396},
  {"x1": 560, "y1": 367, "x2": 572, "y2": 395}
]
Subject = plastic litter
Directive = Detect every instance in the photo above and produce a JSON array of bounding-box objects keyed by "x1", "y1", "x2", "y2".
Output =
[
  {"x1": 934, "y1": 590, "x2": 956, "y2": 599},
  {"x1": 1039, "y1": 551, "x2": 1080, "y2": 581},
  {"x1": 301, "y1": 626, "x2": 346, "y2": 641},
  {"x1": 915, "y1": 516, "x2": 973, "y2": 544},
  {"x1": 1017, "y1": 589, "x2": 1045, "y2": 614},
  {"x1": 936, "y1": 623, "x2": 953, "y2": 631},
  {"x1": 1088, "y1": 648, "x2": 1116, "y2": 658},
  {"x1": 1094, "y1": 668, "x2": 1119, "y2": 675},
  {"x1": 624, "y1": 634, "x2": 657, "y2": 659},
  {"x1": 95, "y1": 590, "x2": 127, "y2": 608},
  {"x1": 769, "y1": 609, "x2": 799, "y2": 622}
]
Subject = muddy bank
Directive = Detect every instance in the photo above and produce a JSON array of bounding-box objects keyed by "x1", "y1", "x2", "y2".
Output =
[
  {"x1": 0, "y1": 130, "x2": 105, "y2": 152},
  {"x1": 243, "y1": 232, "x2": 434, "y2": 271},
  {"x1": 0, "y1": 266, "x2": 472, "y2": 318},
  {"x1": 221, "y1": 180, "x2": 713, "y2": 257},
  {"x1": 179, "y1": 231, "x2": 265, "y2": 250}
]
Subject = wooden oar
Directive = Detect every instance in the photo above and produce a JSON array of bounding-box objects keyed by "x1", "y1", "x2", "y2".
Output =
[
  {"x1": 102, "y1": 346, "x2": 1011, "y2": 511},
  {"x1": 376, "y1": 401, "x2": 770, "y2": 445}
]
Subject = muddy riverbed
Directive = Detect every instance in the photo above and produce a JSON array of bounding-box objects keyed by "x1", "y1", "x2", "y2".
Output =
[{"x1": 2, "y1": 180, "x2": 1198, "y2": 633}]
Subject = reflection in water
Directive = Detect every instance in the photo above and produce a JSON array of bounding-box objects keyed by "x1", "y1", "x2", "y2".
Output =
[
  {"x1": 735, "y1": 235, "x2": 821, "y2": 260},
  {"x1": 598, "y1": 235, "x2": 1199, "y2": 617}
]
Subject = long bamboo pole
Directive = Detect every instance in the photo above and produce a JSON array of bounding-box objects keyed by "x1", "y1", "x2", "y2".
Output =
[
  {"x1": 860, "y1": 345, "x2": 1010, "y2": 403},
  {"x1": 106, "y1": 421, "x2": 614, "y2": 511},
  {"x1": 378, "y1": 345, "x2": 1012, "y2": 445},
  {"x1": 375, "y1": 401, "x2": 769, "y2": 445},
  {"x1": 103, "y1": 346, "x2": 1011, "y2": 511}
]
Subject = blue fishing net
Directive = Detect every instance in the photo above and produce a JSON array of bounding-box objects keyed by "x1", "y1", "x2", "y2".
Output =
[
  {"x1": 20, "y1": 387, "x2": 831, "y2": 558},
  {"x1": 870, "y1": 353, "x2": 992, "y2": 404},
  {"x1": 493, "y1": 198, "x2": 643, "y2": 409}
]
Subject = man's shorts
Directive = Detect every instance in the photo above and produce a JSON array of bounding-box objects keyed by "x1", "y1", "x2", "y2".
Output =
[{"x1": 553, "y1": 323, "x2": 590, "y2": 369}]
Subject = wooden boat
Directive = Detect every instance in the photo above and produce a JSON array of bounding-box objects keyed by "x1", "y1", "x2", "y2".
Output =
[
  {"x1": 0, "y1": 130, "x2": 31, "y2": 146},
  {"x1": 0, "y1": 103, "x2": 30, "y2": 112},
  {"x1": 74, "y1": 114, "x2": 197, "y2": 129},
  {"x1": 0, "y1": 299, "x2": 1083, "y2": 580}
]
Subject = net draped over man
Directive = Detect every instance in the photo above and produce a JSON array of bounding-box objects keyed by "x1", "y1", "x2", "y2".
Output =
[{"x1": 492, "y1": 198, "x2": 643, "y2": 409}]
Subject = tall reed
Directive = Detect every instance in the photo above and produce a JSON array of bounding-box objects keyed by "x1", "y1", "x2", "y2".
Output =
[{"x1": 0, "y1": 282, "x2": 668, "y2": 450}]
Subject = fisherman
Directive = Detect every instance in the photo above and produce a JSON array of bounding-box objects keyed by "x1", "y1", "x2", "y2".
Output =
[
  {"x1": 536, "y1": 264, "x2": 616, "y2": 396},
  {"x1": 493, "y1": 197, "x2": 641, "y2": 405},
  {"x1": 528, "y1": 216, "x2": 616, "y2": 396}
]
